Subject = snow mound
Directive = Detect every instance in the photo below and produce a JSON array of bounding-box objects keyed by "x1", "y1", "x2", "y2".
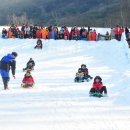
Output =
[{"x1": 0, "y1": 31, "x2": 130, "y2": 130}]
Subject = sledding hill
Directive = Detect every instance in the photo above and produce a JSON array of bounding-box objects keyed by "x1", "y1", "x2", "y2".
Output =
[{"x1": 0, "y1": 30, "x2": 130, "y2": 130}]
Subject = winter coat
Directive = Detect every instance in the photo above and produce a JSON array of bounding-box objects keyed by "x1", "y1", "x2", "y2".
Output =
[
  {"x1": 88, "y1": 33, "x2": 91, "y2": 41},
  {"x1": 119, "y1": 28, "x2": 124, "y2": 35},
  {"x1": 51, "y1": 29, "x2": 55, "y2": 39},
  {"x1": 35, "y1": 39, "x2": 42, "y2": 49},
  {"x1": 114, "y1": 27, "x2": 120, "y2": 35},
  {"x1": 2, "y1": 29, "x2": 8, "y2": 36},
  {"x1": 80, "y1": 28, "x2": 86, "y2": 36},
  {"x1": 0, "y1": 54, "x2": 16, "y2": 77},
  {"x1": 82, "y1": 31, "x2": 87, "y2": 37},
  {"x1": 91, "y1": 32, "x2": 96, "y2": 41},
  {"x1": 22, "y1": 76, "x2": 34, "y2": 84},
  {"x1": 27, "y1": 60, "x2": 35, "y2": 68},
  {"x1": 34, "y1": 45, "x2": 42, "y2": 49},
  {"x1": 41, "y1": 28, "x2": 47, "y2": 39},
  {"x1": 25, "y1": 27, "x2": 30, "y2": 35},
  {"x1": 125, "y1": 28, "x2": 129, "y2": 36},
  {"x1": 36, "y1": 29, "x2": 41, "y2": 38},
  {"x1": 110, "y1": 29, "x2": 115, "y2": 39},
  {"x1": 92, "y1": 82, "x2": 103, "y2": 91},
  {"x1": 59, "y1": 28, "x2": 64, "y2": 35},
  {"x1": 64, "y1": 29, "x2": 69, "y2": 37},
  {"x1": 46, "y1": 29, "x2": 49, "y2": 39},
  {"x1": 76, "y1": 72, "x2": 84, "y2": 78},
  {"x1": 54, "y1": 27, "x2": 58, "y2": 36},
  {"x1": 126, "y1": 33, "x2": 130, "y2": 41},
  {"x1": 105, "y1": 32, "x2": 110, "y2": 40},
  {"x1": 8, "y1": 29, "x2": 13, "y2": 38},
  {"x1": 75, "y1": 28, "x2": 79, "y2": 36},
  {"x1": 81, "y1": 68, "x2": 88, "y2": 76},
  {"x1": 71, "y1": 31, "x2": 75, "y2": 38},
  {"x1": 21, "y1": 25, "x2": 25, "y2": 32}
]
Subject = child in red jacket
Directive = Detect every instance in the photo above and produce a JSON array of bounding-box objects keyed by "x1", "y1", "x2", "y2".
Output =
[
  {"x1": 21, "y1": 71, "x2": 35, "y2": 88},
  {"x1": 89, "y1": 76, "x2": 107, "y2": 95}
]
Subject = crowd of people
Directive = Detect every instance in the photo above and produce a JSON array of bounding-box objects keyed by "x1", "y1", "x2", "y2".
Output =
[
  {"x1": 0, "y1": 24, "x2": 126, "y2": 97},
  {"x1": 1, "y1": 24, "x2": 124, "y2": 41}
]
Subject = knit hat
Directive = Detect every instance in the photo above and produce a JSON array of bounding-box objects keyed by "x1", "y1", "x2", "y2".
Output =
[{"x1": 12, "y1": 52, "x2": 18, "y2": 57}]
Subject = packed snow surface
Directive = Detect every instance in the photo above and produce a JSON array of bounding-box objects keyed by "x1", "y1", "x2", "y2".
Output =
[{"x1": 0, "y1": 29, "x2": 130, "y2": 130}]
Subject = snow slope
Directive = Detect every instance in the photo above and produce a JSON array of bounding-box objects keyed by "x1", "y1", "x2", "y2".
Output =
[{"x1": 0, "y1": 31, "x2": 130, "y2": 130}]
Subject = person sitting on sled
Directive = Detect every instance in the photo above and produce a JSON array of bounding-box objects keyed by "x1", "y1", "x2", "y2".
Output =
[
  {"x1": 75, "y1": 68, "x2": 84, "y2": 82},
  {"x1": 80, "y1": 64, "x2": 93, "y2": 81},
  {"x1": 34, "y1": 39, "x2": 42, "y2": 49},
  {"x1": 21, "y1": 71, "x2": 35, "y2": 88},
  {"x1": 23, "y1": 58, "x2": 35, "y2": 71},
  {"x1": 89, "y1": 76, "x2": 107, "y2": 96}
]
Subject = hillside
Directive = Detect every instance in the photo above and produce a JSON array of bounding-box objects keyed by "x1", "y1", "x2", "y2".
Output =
[
  {"x1": 0, "y1": 28, "x2": 130, "y2": 130},
  {"x1": 0, "y1": 0, "x2": 124, "y2": 27}
]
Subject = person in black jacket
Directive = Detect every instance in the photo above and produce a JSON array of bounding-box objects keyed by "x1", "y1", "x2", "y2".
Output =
[
  {"x1": 0, "y1": 52, "x2": 18, "y2": 90},
  {"x1": 34, "y1": 39, "x2": 42, "y2": 49},
  {"x1": 23, "y1": 58, "x2": 35, "y2": 71},
  {"x1": 2, "y1": 28, "x2": 8, "y2": 38},
  {"x1": 80, "y1": 64, "x2": 93, "y2": 81}
]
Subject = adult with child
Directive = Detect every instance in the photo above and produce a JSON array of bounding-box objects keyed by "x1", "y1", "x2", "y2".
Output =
[
  {"x1": 80, "y1": 64, "x2": 93, "y2": 81},
  {"x1": 75, "y1": 64, "x2": 93, "y2": 83}
]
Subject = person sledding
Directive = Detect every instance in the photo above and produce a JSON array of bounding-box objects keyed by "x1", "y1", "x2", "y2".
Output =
[
  {"x1": 21, "y1": 71, "x2": 35, "y2": 88},
  {"x1": 74, "y1": 68, "x2": 84, "y2": 82},
  {"x1": 80, "y1": 64, "x2": 93, "y2": 82},
  {"x1": 23, "y1": 58, "x2": 35, "y2": 71},
  {"x1": 34, "y1": 39, "x2": 42, "y2": 49},
  {"x1": 89, "y1": 76, "x2": 107, "y2": 97}
]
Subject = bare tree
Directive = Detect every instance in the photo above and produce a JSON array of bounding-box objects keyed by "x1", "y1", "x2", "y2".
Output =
[{"x1": 119, "y1": 0, "x2": 130, "y2": 26}]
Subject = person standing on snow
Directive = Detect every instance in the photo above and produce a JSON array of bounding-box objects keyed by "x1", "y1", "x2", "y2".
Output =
[{"x1": 0, "y1": 52, "x2": 18, "y2": 90}]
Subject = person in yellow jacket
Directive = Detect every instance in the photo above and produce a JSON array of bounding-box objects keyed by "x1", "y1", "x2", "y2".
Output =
[{"x1": 105, "y1": 31, "x2": 110, "y2": 40}]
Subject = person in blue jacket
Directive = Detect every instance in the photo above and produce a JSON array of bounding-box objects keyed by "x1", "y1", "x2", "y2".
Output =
[{"x1": 0, "y1": 52, "x2": 18, "y2": 90}]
